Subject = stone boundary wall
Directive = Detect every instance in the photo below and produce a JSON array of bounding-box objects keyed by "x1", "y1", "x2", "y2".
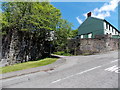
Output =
[{"x1": 67, "y1": 38, "x2": 119, "y2": 55}]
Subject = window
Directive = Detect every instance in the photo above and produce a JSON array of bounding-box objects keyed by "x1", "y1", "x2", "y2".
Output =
[
  {"x1": 81, "y1": 35, "x2": 83, "y2": 39},
  {"x1": 112, "y1": 28, "x2": 113, "y2": 32},
  {"x1": 88, "y1": 33, "x2": 92, "y2": 38},
  {"x1": 106, "y1": 23, "x2": 108, "y2": 29},
  {"x1": 109, "y1": 25, "x2": 110, "y2": 30}
]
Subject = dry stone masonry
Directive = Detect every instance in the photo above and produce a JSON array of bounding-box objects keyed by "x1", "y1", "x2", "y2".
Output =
[{"x1": 67, "y1": 36, "x2": 119, "y2": 55}]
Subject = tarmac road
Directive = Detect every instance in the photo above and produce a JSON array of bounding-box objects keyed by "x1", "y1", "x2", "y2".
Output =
[{"x1": 1, "y1": 50, "x2": 119, "y2": 88}]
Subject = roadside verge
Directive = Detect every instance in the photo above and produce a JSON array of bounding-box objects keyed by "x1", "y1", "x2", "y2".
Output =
[{"x1": 1, "y1": 56, "x2": 66, "y2": 80}]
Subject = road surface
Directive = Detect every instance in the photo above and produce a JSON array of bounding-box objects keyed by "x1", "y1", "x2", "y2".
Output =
[{"x1": 2, "y1": 51, "x2": 119, "y2": 88}]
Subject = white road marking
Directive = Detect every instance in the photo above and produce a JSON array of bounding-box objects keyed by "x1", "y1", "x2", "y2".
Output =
[
  {"x1": 76, "y1": 66, "x2": 101, "y2": 75},
  {"x1": 51, "y1": 79, "x2": 62, "y2": 83},
  {"x1": 51, "y1": 66, "x2": 101, "y2": 84},
  {"x1": 105, "y1": 65, "x2": 120, "y2": 73},
  {"x1": 111, "y1": 59, "x2": 118, "y2": 63},
  {"x1": 105, "y1": 65, "x2": 118, "y2": 71},
  {"x1": 52, "y1": 60, "x2": 118, "y2": 84}
]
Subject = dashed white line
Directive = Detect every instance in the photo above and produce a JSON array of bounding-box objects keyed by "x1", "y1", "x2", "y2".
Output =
[
  {"x1": 111, "y1": 59, "x2": 118, "y2": 63},
  {"x1": 76, "y1": 66, "x2": 101, "y2": 75},
  {"x1": 51, "y1": 79, "x2": 62, "y2": 84},
  {"x1": 51, "y1": 66, "x2": 101, "y2": 84},
  {"x1": 52, "y1": 59, "x2": 118, "y2": 84}
]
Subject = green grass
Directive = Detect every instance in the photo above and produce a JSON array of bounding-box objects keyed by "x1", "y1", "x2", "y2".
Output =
[
  {"x1": 1, "y1": 58, "x2": 58, "y2": 74},
  {"x1": 81, "y1": 53, "x2": 94, "y2": 56},
  {"x1": 53, "y1": 51, "x2": 72, "y2": 56}
]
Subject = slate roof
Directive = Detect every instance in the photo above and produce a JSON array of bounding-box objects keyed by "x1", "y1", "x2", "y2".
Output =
[{"x1": 91, "y1": 17, "x2": 120, "y2": 33}]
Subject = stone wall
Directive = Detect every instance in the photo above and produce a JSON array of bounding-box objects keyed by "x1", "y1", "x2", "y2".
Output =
[{"x1": 67, "y1": 38, "x2": 119, "y2": 55}]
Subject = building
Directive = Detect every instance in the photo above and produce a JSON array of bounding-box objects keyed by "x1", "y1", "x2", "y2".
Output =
[{"x1": 77, "y1": 12, "x2": 120, "y2": 39}]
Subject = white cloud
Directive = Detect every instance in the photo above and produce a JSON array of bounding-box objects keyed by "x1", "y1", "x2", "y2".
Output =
[
  {"x1": 84, "y1": 0, "x2": 119, "y2": 19},
  {"x1": 99, "y1": 0, "x2": 119, "y2": 12},
  {"x1": 92, "y1": 11, "x2": 111, "y2": 19},
  {"x1": 76, "y1": 16, "x2": 83, "y2": 24},
  {"x1": 76, "y1": 0, "x2": 119, "y2": 24}
]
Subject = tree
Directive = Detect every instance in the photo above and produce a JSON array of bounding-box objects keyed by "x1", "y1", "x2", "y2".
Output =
[
  {"x1": 69, "y1": 29, "x2": 78, "y2": 38},
  {"x1": 1, "y1": 2, "x2": 74, "y2": 65},
  {"x1": 2, "y1": 2, "x2": 61, "y2": 33},
  {"x1": 1, "y1": 2, "x2": 62, "y2": 65},
  {"x1": 53, "y1": 19, "x2": 73, "y2": 51}
]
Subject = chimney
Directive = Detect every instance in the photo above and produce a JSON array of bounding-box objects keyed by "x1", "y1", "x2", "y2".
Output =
[{"x1": 87, "y1": 12, "x2": 92, "y2": 17}]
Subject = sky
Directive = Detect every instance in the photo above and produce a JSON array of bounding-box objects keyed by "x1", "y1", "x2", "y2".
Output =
[
  {"x1": 51, "y1": 0, "x2": 119, "y2": 30},
  {"x1": 0, "y1": 0, "x2": 119, "y2": 30}
]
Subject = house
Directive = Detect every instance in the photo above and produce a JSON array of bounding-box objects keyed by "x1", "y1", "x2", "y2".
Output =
[{"x1": 77, "y1": 12, "x2": 120, "y2": 39}]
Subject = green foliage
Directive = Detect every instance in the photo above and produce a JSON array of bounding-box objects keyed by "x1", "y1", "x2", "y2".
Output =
[
  {"x1": 53, "y1": 19, "x2": 73, "y2": 51},
  {"x1": 1, "y1": 2, "x2": 61, "y2": 36},
  {"x1": 53, "y1": 51, "x2": 72, "y2": 56},
  {"x1": 1, "y1": 2, "x2": 74, "y2": 41},
  {"x1": 70, "y1": 29, "x2": 78, "y2": 38},
  {"x1": 1, "y1": 58, "x2": 58, "y2": 74},
  {"x1": 1, "y1": 2, "x2": 75, "y2": 60}
]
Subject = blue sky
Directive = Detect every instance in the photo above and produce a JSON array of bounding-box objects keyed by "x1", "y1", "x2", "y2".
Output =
[
  {"x1": 0, "y1": 1, "x2": 118, "y2": 30},
  {"x1": 51, "y1": 2, "x2": 118, "y2": 30}
]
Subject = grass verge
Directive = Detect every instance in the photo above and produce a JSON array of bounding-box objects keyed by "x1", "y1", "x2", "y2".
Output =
[
  {"x1": 53, "y1": 51, "x2": 72, "y2": 56},
  {"x1": 1, "y1": 58, "x2": 58, "y2": 74}
]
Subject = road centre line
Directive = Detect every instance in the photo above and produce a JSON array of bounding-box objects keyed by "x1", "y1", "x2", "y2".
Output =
[
  {"x1": 51, "y1": 59, "x2": 118, "y2": 84},
  {"x1": 51, "y1": 66, "x2": 101, "y2": 84}
]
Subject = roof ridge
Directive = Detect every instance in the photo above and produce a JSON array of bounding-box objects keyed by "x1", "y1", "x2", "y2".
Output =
[{"x1": 90, "y1": 16, "x2": 104, "y2": 21}]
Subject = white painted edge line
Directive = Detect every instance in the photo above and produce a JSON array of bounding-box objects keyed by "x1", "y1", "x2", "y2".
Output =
[
  {"x1": 111, "y1": 59, "x2": 118, "y2": 63},
  {"x1": 51, "y1": 66, "x2": 101, "y2": 84}
]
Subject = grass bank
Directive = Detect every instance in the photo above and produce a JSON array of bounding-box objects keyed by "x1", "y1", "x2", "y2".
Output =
[
  {"x1": 53, "y1": 51, "x2": 72, "y2": 56},
  {"x1": 1, "y1": 58, "x2": 58, "y2": 74}
]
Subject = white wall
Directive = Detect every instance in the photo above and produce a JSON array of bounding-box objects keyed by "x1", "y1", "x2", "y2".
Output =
[{"x1": 104, "y1": 22, "x2": 119, "y2": 36}]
